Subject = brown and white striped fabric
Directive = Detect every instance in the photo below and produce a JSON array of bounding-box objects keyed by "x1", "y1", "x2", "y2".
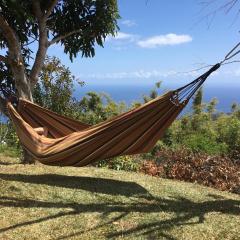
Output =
[{"x1": 7, "y1": 91, "x2": 186, "y2": 167}]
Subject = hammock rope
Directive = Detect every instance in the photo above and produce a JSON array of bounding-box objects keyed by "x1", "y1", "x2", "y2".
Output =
[
  {"x1": 2, "y1": 42, "x2": 240, "y2": 166},
  {"x1": 221, "y1": 41, "x2": 240, "y2": 63},
  {"x1": 175, "y1": 63, "x2": 221, "y2": 103}
]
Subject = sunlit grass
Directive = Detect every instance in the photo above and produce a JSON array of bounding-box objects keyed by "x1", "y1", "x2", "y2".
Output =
[
  {"x1": 0, "y1": 155, "x2": 239, "y2": 240},
  {"x1": 0, "y1": 145, "x2": 20, "y2": 159}
]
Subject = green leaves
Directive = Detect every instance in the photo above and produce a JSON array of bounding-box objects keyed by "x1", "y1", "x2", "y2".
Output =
[
  {"x1": 33, "y1": 56, "x2": 127, "y2": 126},
  {"x1": 0, "y1": 0, "x2": 119, "y2": 92},
  {"x1": 78, "y1": 92, "x2": 126, "y2": 125},
  {"x1": 192, "y1": 87, "x2": 203, "y2": 114},
  {"x1": 33, "y1": 56, "x2": 79, "y2": 116},
  {"x1": 49, "y1": 0, "x2": 119, "y2": 60}
]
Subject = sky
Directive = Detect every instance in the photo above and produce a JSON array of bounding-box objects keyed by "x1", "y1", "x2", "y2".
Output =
[{"x1": 46, "y1": 0, "x2": 240, "y2": 89}]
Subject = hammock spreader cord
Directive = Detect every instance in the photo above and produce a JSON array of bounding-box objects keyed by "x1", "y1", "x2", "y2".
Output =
[
  {"x1": 174, "y1": 41, "x2": 240, "y2": 103},
  {"x1": 221, "y1": 41, "x2": 240, "y2": 63}
]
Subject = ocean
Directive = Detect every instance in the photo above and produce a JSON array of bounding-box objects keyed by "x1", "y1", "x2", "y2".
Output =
[
  {"x1": 75, "y1": 84, "x2": 240, "y2": 113},
  {"x1": 0, "y1": 84, "x2": 239, "y2": 123}
]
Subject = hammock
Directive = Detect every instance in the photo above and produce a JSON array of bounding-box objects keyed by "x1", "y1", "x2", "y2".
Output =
[{"x1": 6, "y1": 63, "x2": 221, "y2": 166}]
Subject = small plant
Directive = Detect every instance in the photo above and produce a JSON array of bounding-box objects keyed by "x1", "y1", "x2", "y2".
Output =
[
  {"x1": 0, "y1": 144, "x2": 20, "y2": 158},
  {"x1": 95, "y1": 155, "x2": 141, "y2": 172}
]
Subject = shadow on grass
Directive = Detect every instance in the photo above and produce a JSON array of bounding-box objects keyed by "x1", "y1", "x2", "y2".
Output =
[
  {"x1": 0, "y1": 173, "x2": 151, "y2": 198},
  {"x1": 0, "y1": 173, "x2": 239, "y2": 239},
  {"x1": 0, "y1": 161, "x2": 15, "y2": 165}
]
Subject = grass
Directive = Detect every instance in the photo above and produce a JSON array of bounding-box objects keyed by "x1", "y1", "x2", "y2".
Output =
[
  {"x1": 0, "y1": 154, "x2": 239, "y2": 240},
  {"x1": 0, "y1": 145, "x2": 20, "y2": 159}
]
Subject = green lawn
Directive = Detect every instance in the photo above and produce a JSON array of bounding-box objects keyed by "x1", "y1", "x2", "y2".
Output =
[{"x1": 0, "y1": 154, "x2": 239, "y2": 240}]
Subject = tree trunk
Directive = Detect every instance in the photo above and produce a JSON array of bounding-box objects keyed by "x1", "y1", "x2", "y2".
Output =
[
  {"x1": 22, "y1": 148, "x2": 35, "y2": 164},
  {"x1": 18, "y1": 77, "x2": 35, "y2": 164},
  {"x1": 14, "y1": 66, "x2": 35, "y2": 164},
  {"x1": 0, "y1": 13, "x2": 37, "y2": 164},
  {"x1": 12, "y1": 63, "x2": 33, "y2": 101}
]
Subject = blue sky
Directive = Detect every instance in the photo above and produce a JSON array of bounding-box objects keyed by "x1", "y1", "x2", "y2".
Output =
[{"x1": 47, "y1": 0, "x2": 240, "y2": 88}]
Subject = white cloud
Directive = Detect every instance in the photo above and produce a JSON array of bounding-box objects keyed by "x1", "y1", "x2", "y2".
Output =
[
  {"x1": 137, "y1": 33, "x2": 193, "y2": 48},
  {"x1": 121, "y1": 19, "x2": 136, "y2": 27},
  {"x1": 105, "y1": 32, "x2": 192, "y2": 51},
  {"x1": 79, "y1": 69, "x2": 199, "y2": 80},
  {"x1": 114, "y1": 32, "x2": 137, "y2": 41},
  {"x1": 106, "y1": 32, "x2": 138, "y2": 43}
]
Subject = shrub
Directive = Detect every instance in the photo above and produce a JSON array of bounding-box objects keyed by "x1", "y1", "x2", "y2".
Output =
[
  {"x1": 0, "y1": 144, "x2": 20, "y2": 158},
  {"x1": 215, "y1": 115, "x2": 240, "y2": 153},
  {"x1": 182, "y1": 134, "x2": 228, "y2": 155},
  {"x1": 141, "y1": 148, "x2": 240, "y2": 194},
  {"x1": 95, "y1": 155, "x2": 141, "y2": 172}
]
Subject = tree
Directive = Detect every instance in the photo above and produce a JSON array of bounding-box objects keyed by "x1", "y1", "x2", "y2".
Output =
[
  {"x1": 206, "y1": 97, "x2": 218, "y2": 115},
  {"x1": 192, "y1": 87, "x2": 203, "y2": 114},
  {"x1": 0, "y1": 0, "x2": 119, "y2": 111},
  {"x1": 0, "y1": 0, "x2": 119, "y2": 162},
  {"x1": 77, "y1": 92, "x2": 126, "y2": 124},
  {"x1": 143, "y1": 81, "x2": 162, "y2": 103},
  {"x1": 231, "y1": 102, "x2": 238, "y2": 112},
  {"x1": 34, "y1": 56, "x2": 84, "y2": 117}
]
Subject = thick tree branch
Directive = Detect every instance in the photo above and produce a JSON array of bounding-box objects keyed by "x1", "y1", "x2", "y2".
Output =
[
  {"x1": 49, "y1": 29, "x2": 82, "y2": 46},
  {"x1": 45, "y1": 0, "x2": 59, "y2": 18},
  {"x1": 0, "y1": 14, "x2": 32, "y2": 101},
  {"x1": 30, "y1": 1, "x2": 49, "y2": 88},
  {"x1": 0, "y1": 15, "x2": 22, "y2": 64}
]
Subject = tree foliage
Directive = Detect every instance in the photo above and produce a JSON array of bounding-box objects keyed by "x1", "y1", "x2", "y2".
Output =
[
  {"x1": 34, "y1": 56, "x2": 127, "y2": 125},
  {"x1": 34, "y1": 56, "x2": 84, "y2": 116},
  {"x1": 77, "y1": 92, "x2": 126, "y2": 124},
  {"x1": 0, "y1": 0, "x2": 119, "y2": 107},
  {"x1": 0, "y1": 0, "x2": 119, "y2": 59},
  {"x1": 192, "y1": 87, "x2": 203, "y2": 114}
]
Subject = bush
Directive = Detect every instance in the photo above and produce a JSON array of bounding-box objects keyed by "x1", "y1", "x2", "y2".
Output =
[
  {"x1": 215, "y1": 115, "x2": 240, "y2": 153},
  {"x1": 0, "y1": 144, "x2": 20, "y2": 158},
  {"x1": 182, "y1": 134, "x2": 228, "y2": 155},
  {"x1": 95, "y1": 155, "x2": 141, "y2": 172},
  {"x1": 141, "y1": 148, "x2": 240, "y2": 194}
]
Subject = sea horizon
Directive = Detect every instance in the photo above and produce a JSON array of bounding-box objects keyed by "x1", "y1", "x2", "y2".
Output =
[
  {"x1": 0, "y1": 83, "x2": 239, "y2": 123},
  {"x1": 74, "y1": 83, "x2": 240, "y2": 113}
]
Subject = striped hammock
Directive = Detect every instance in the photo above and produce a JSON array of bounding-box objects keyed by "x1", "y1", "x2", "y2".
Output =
[{"x1": 7, "y1": 64, "x2": 220, "y2": 166}]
